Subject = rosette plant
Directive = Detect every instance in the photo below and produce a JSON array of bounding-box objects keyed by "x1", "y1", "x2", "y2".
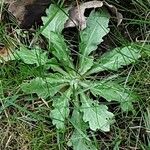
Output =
[{"x1": 19, "y1": 4, "x2": 140, "y2": 149}]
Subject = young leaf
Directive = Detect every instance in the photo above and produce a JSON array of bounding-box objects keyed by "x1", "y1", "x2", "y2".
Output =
[
  {"x1": 80, "y1": 93, "x2": 114, "y2": 131},
  {"x1": 68, "y1": 110, "x2": 97, "y2": 150},
  {"x1": 16, "y1": 47, "x2": 48, "y2": 66},
  {"x1": 79, "y1": 57, "x2": 94, "y2": 75},
  {"x1": 46, "y1": 58, "x2": 69, "y2": 76},
  {"x1": 50, "y1": 88, "x2": 71, "y2": 129},
  {"x1": 78, "y1": 10, "x2": 110, "y2": 74},
  {"x1": 90, "y1": 80, "x2": 138, "y2": 111},
  {"x1": 42, "y1": 4, "x2": 69, "y2": 36},
  {"x1": 21, "y1": 77, "x2": 67, "y2": 99},
  {"x1": 88, "y1": 46, "x2": 141, "y2": 74}
]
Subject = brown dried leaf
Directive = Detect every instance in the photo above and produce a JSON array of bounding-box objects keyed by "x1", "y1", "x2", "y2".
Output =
[
  {"x1": 65, "y1": 1, "x2": 103, "y2": 30},
  {"x1": 8, "y1": 0, "x2": 51, "y2": 28},
  {"x1": 104, "y1": 1, "x2": 123, "y2": 26},
  {"x1": 65, "y1": 1, "x2": 123, "y2": 30},
  {"x1": 0, "y1": 43, "x2": 15, "y2": 62},
  {"x1": 0, "y1": 45, "x2": 11, "y2": 60}
]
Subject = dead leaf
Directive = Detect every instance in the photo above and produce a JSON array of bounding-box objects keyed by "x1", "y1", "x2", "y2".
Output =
[
  {"x1": 0, "y1": 45, "x2": 10, "y2": 59},
  {"x1": 65, "y1": 1, "x2": 123, "y2": 30},
  {"x1": 0, "y1": 43, "x2": 15, "y2": 62},
  {"x1": 104, "y1": 1, "x2": 123, "y2": 26},
  {"x1": 8, "y1": 0, "x2": 51, "y2": 28}
]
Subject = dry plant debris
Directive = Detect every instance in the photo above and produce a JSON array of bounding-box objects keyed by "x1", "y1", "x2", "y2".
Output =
[
  {"x1": 65, "y1": 1, "x2": 123, "y2": 30},
  {"x1": 0, "y1": 45, "x2": 11, "y2": 61},
  {"x1": 3, "y1": 0, "x2": 122, "y2": 29},
  {"x1": 7, "y1": 0, "x2": 51, "y2": 28}
]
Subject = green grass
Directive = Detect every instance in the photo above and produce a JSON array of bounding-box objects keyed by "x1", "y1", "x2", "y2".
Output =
[{"x1": 0, "y1": 0, "x2": 150, "y2": 149}]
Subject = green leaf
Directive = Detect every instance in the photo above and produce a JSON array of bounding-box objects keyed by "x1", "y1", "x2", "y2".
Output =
[
  {"x1": 16, "y1": 47, "x2": 48, "y2": 66},
  {"x1": 42, "y1": 4, "x2": 69, "y2": 36},
  {"x1": 50, "y1": 88, "x2": 71, "y2": 129},
  {"x1": 46, "y1": 58, "x2": 69, "y2": 76},
  {"x1": 21, "y1": 77, "x2": 67, "y2": 99},
  {"x1": 79, "y1": 57, "x2": 94, "y2": 75},
  {"x1": 68, "y1": 110, "x2": 97, "y2": 150},
  {"x1": 79, "y1": 10, "x2": 110, "y2": 74},
  {"x1": 88, "y1": 46, "x2": 141, "y2": 74},
  {"x1": 69, "y1": 130, "x2": 97, "y2": 150},
  {"x1": 49, "y1": 32, "x2": 74, "y2": 71},
  {"x1": 90, "y1": 80, "x2": 138, "y2": 111},
  {"x1": 41, "y1": 4, "x2": 74, "y2": 72},
  {"x1": 41, "y1": 4, "x2": 74, "y2": 71},
  {"x1": 80, "y1": 93, "x2": 114, "y2": 132},
  {"x1": 46, "y1": 73, "x2": 70, "y2": 84}
]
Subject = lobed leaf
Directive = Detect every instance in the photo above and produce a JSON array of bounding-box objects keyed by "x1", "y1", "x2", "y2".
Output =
[
  {"x1": 69, "y1": 130, "x2": 97, "y2": 150},
  {"x1": 42, "y1": 4, "x2": 74, "y2": 72},
  {"x1": 68, "y1": 110, "x2": 97, "y2": 150},
  {"x1": 16, "y1": 47, "x2": 48, "y2": 66},
  {"x1": 90, "y1": 80, "x2": 138, "y2": 111},
  {"x1": 21, "y1": 76, "x2": 67, "y2": 99},
  {"x1": 88, "y1": 46, "x2": 141, "y2": 74},
  {"x1": 78, "y1": 10, "x2": 110, "y2": 74},
  {"x1": 42, "y1": 4, "x2": 69, "y2": 36},
  {"x1": 49, "y1": 32, "x2": 74, "y2": 71},
  {"x1": 80, "y1": 93, "x2": 114, "y2": 131},
  {"x1": 50, "y1": 88, "x2": 71, "y2": 129}
]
